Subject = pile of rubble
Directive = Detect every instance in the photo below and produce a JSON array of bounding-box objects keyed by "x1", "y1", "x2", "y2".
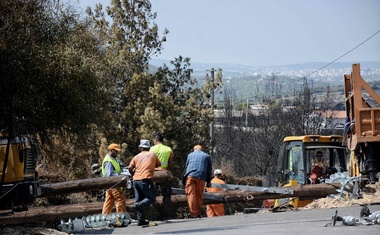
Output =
[{"x1": 303, "y1": 181, "x2": 380, "y2": 210}]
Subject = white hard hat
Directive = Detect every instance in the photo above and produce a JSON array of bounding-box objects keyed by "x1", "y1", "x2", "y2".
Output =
[
  {"x1": 138, "y1": 139, "x2": 151, "y2": 149},
  {"x1": 214, "y1": 169, "x2": 222, "y2": 175}
]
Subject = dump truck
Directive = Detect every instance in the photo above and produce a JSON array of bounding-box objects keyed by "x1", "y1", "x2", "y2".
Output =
[{"x1": 344, "y1": 63, "x2": 380, "y2": 184}]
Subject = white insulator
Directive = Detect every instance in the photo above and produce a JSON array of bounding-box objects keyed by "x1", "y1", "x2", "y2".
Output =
[
  {"x1": 342, "y1": 216, "x2": 359, "y2": 226},
  {"x1": 368, "y1": 211, "x2": 380, "y2": 221}
]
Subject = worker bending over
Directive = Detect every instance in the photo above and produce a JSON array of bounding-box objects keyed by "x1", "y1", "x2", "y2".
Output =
[{"x1": 206, "y1": 169, "x2": 225, "y2": 217}]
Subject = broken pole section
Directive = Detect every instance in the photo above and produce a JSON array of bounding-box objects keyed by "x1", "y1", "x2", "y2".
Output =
[{"x1": 217, "y1": 182, "x2": 344, "y2": 201}]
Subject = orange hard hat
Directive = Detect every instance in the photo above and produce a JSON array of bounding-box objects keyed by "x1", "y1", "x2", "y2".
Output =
[{"x1": 108, "y1": 143, "x2": 121, "y2": 152}]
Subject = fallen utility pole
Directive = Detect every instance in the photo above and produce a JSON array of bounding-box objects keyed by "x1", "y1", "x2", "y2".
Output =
[
  {"x1": 210, "y1": 182, "x2": 345, "y2": 200},
  {"x1": 0, "y1": 182, "x2": 344, "y2": 225},
  {"x1": 39, "y1": 170, "x2": 173, "y2": 198}
]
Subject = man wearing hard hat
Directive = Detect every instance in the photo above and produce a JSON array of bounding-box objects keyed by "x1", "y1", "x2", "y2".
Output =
[
  {"x1": 206, "y1": 169, "x2": 225, "y2": 217},
  {"x1": 101, "y1": 143, "x2": 127, "y2": 214},
  {"x1": 129, "y1": 139, "x2": 161, "y2": 226}
]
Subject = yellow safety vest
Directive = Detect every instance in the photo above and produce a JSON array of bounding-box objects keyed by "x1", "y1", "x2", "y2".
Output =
[
  {"x1": 101, "y1": 154, "x2": 122, "y2": 177},
  {"x1": 150, "y1": 143, "x2": 172, "y2": 169}
]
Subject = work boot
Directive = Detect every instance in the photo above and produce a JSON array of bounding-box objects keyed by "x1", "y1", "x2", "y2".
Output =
[
  {"x1": 129, "y1": 205, "x2": 136, "y2": 212},
  {"x1": 129, "y1": 203, "x2": 140, "y2": 212},
  {"x1": 188, "y1": 213, "x2": 201, "y2": 219},
  {"x1": 137, "y1": 220, "x2": 149, "y2": 226}
]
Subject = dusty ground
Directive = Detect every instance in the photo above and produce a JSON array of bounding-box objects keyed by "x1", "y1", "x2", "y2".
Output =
[
  {"x1": 302, "y1": 181, "x2": 380, "y2": 209},
  {"x1": 2, "y1": 181, "x2": 380, "y2": 235},
  {"x1": 0, "y1": 226, "x2": 68, "y2": 235}
]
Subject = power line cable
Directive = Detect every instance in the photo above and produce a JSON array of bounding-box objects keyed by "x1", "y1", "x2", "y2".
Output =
[{"x1": 305, "y1": 29, "x2": 380, "y2": 78}]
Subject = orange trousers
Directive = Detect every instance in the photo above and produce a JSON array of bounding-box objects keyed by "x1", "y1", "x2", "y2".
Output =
[
  {"x1": 206, "y1": 177, "x2": 225, "y2": 217},
  {"x1": 102, "y1": 187, "x2": 127, "y2": 214},
  {"x1": 185, "y1": 176, "x2": 205, "y2": 218},
  {"x1": 206, "y1": 203, "x2": 225, "y2": 217}
]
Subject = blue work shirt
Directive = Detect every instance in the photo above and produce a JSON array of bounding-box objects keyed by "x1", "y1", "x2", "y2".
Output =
[
  {"x1": 183, "y1": 149, "x2": 212, "y2": 183},
  {"x1": 104, "y1": 162, "x2": 118, "y2": 177}
]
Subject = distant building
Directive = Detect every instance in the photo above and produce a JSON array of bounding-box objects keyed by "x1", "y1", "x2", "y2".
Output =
[
  {"x1": 249, "y1": 104, "x2": 268, "y2": 115},
  {"x1": 214, "y1": 105, "x2": 346, "y2": 131},
  {"x1": 315, "y1": 110, "x2": 346, "y2": 130}
]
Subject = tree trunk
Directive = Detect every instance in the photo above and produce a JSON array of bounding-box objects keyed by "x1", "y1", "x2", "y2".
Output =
[{"x1": 0, "y1": 183, "x2": 343, "y2": 225}]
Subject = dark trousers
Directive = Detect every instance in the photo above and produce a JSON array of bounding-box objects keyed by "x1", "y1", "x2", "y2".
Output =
[
  {"x1": 134, "y1": 179, "x2": 156, "y2": 221},
  {"x1": 155, "y1": 181, "x2": 172, "y2": 217}
]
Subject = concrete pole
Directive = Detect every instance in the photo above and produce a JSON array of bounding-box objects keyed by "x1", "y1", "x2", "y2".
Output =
[
  {"x1": 245, "y1": 98, "x2": 248, "y2": 126},
  {"x1": 210, "y1": 68, "x2": 215, "y2": 158}
]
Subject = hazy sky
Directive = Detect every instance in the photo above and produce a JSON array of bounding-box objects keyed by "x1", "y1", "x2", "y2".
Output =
[{"x1": 76, "y1": 0, "x2": 380, "y2": 66}]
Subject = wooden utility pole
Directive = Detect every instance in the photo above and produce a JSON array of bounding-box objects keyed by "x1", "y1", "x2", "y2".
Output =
[
  {"x1": 40, "y1": 170, "x2": 173, "y2": 197},
  {"x1": 0, "y1": 183, "x2": 344, "y2": 225}
]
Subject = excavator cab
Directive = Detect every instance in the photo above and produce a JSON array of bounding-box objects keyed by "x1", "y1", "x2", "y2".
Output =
[{"x1": 274, "y1": 135, "x2": 347, "y2": 208}]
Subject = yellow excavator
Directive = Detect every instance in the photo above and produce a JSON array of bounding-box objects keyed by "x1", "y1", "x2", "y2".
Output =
[
  {"x1": 0, "y1": 134, "x2": 41, "y2": 211},
  {"x1": 274, "y1": 135, "x2": 347, "y2": 208}
]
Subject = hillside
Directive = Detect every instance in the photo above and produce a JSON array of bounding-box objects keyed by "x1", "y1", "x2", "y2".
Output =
[{"x1": 150, "y1": 59, "x2": 380, "y2": 105}]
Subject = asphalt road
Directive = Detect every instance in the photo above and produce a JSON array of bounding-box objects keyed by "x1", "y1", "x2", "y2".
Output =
[{"x1": 78, "y1": 205, "x2": 380, "y2": 235}]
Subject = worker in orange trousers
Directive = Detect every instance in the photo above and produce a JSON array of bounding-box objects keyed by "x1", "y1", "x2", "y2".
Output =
[{"x1": 206, "y1": 169, "x2": 225, "y2": 217}]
